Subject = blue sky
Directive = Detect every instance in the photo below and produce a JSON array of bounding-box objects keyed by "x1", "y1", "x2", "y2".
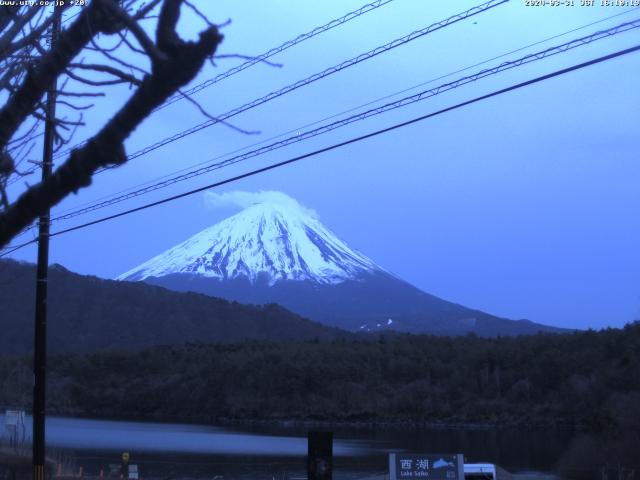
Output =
[{"x1": 6, "y1": 0, "x2": 640, "y2": 330}]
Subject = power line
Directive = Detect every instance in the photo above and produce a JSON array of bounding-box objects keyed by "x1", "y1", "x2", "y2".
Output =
[
  {"x1": 45, "y1": 45, "x2": 640, "y2": 237},
  {"x1": 68, "y1": 0, "x2": 509, "y2": 167},
  {"x1": 158, "y1": 0, "x2": 397, "y2": 111},
  {"x1": 46, "y1": 18, "x2": 640, "y2": 225},
  {"x1": 0, "y1": 238, "x2": 37, "y2": 257},
  {"x1": 6, "y1": 14, "x2": 636, "y2": 247},
  {"x1": 46, "y1": 6, "x2": 638, "y2": 222},
  {"x1": 3, "y1": 0, "x2": 504, "y2": 244},
  {"x1": 5, "y1": 9, "x2": 637, "y2": 249},
  {"x1": 50, "y1": 0, "x2": 397, "y2": 162},
  {"x1": 3, "y1": 42, "x2": 636, "y2": 256}
]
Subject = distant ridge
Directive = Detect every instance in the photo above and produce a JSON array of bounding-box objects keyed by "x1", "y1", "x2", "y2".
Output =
[{"x1": 0, "y1": 259, "x2": 350, "y2": 355}]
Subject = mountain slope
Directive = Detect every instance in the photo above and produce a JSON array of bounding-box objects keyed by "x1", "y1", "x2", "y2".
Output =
[
  {"x1": 119, "y1": 192, "x2": 566, "y2": 337},
  {"x1": 0, "y1": 259, "x2": 350, "y2": 355},
  {"x1": 119, "y1": 200, "x2": 381, "y2": 285},
  {"x1": 144, "y1": 271, "x2": 565, "y2": 336}
]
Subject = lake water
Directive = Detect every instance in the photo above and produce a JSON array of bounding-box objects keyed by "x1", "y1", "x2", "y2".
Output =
[{"x1": 0, "y1": 414, "x2": 623, "y2": 479}]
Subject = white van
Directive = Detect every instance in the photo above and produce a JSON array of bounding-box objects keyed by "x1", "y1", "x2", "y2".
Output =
[{"x1": 464, "y1": 463, "x2": 512, "y2": 480}]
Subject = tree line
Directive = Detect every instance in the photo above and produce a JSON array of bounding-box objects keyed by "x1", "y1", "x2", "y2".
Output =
[{"x1": 1, "y1": 323, "x2": 639, "y2": 430}]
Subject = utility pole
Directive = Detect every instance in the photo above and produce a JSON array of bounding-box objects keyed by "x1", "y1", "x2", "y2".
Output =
[{"x1": 33, "y1": 6, "x2": 60, "y2": 480}]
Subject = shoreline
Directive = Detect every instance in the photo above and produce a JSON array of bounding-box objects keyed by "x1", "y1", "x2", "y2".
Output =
[
  {"x1": 213, "y1": 416, "x2": 589, "y2": 432},
  {"x1": 32, "y1": 410, "x2": 591, "y2": 432}
]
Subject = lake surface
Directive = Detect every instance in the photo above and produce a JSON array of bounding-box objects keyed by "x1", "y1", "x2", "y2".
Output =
[{"x1": 0, "y1": 414, "x2": 612, "y2": 479}]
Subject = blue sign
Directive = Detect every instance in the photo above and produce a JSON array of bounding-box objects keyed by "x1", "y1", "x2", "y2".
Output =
[{"x1": 389, "y1": 453, "x2": 464, "y2": 480}]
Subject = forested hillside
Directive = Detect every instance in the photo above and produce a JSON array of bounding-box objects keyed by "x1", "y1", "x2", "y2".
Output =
[
  {"x1": 0, "y1": 260, "x2": 349, "y2": 354},
  {"x1": 2, "y1": 324, "x2": 639, "y2": 430}
]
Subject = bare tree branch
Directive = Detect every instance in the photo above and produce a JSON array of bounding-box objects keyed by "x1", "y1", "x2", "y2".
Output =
[
  {"x1": 56, "y1": 99, "x2": 95, "y2": 110},
  {"x1": 89, "y1": 36, "x2": 149, "y2": 74},
  {"x1": 132, "y1": 0, "x2": 163, "y2": 20},
  {"x1": 177, "y1": 87, "x2": 259, "y2": 136},
  {"x1": 116, "y1": 29, "x2": 148, "y2": 56},
  {"x1": 0, "y1": 7, "x2": 39, "y2": 56},
  {"x1": 1, "y1": 9, "x2": 58, "y2": 58},
  {"x1": 156, "y1": 0, "x2": 181, "y2": 52},
  {"x1": 183, "y1": 0, "x2": 215, "y2": 28},
  {"x1": 65, "y1": 66, "x2": 140, "y2": 87},
  {"x1": 110, "y1": 5, "x2": 167, "y2": 63},
  {"x1": 0, "y1": 6, "x2": 18, "y2": 33},
  {"x1": 0, "y1": 4, "x2": 223, "y2": 247},
  {"x1": 69, "y1": 62, "x2": 142, "y2": 85},
  {"x1": 0, "y1": 184, "x2": 9, "y2": 210},
  {"x1": 0, "y1": 0, "x2": 120, "y2": 150},
  {"x1": 87, "y1": 33, "x2": 126, "y2": 53},
  {"x1": 57, "y1": 90, "x2": 106, "y2": 97},
  {"x1": 7, "y1": 117, "x2": 40, "y2": 146}
]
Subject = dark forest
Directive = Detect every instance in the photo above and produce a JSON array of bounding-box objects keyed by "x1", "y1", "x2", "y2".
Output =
[{"x1": 2, "y1": 323, "x2": 639, "y2": 431}]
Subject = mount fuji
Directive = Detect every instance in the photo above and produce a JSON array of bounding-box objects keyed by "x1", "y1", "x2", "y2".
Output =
[
  {"x1": 119, "y1": 193, "x2": 381, "y2": 286},
  {"x1": 118, "y1": 192, "x2": 563, "y2": 336}
]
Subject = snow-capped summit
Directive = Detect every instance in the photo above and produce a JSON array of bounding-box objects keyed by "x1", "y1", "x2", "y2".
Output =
[{"x1": 118, "y1": 192, "x2": 382, "y2": 285}]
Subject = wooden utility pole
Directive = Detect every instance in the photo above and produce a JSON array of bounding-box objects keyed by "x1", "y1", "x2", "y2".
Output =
[{"x1": 33, "y1": 7, "x2": 60, "y2": 480}]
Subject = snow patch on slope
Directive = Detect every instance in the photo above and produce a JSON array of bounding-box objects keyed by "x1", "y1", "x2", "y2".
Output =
[{"x1": 118, "y1": 192, "x2": 382, "y2": 285}]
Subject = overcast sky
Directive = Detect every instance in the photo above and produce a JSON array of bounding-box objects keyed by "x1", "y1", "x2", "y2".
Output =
[{"x1": 6, "y1": 0, "x2": 640, "y2": 330}]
